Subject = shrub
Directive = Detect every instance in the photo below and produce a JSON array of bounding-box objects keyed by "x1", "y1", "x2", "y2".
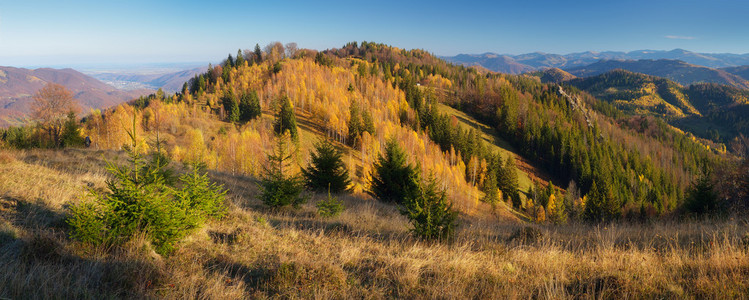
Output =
[
  {"x1": 302, "y1": 139, "x2": 350, "y2": 193},
  {"x1": 400, "y1": 174, "x2": 457, "y2": 241},
  {"x1": 259, "y1": 134, "x2": 306, "y2": 208},
  {"x1": 316, "y1": 190, "x2": 344, "y2": 218},
  {"x1": 67, "y1": 120, "x2": 226, "y2": 255}
]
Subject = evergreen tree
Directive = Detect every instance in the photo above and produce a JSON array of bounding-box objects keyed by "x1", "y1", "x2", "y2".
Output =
[
  {"x1": 368, "y1": 139, "x2": 420, "y2": 204},
  {"x1": 348, "y1": 104, "x2": 362, "y2": 147},
  {"x1": 259, "y1": 134, "x2": 306, "y2": 208},
  {"x1": 254, "y1": 43, "x2": 263, "y2": 63},
  {"x1": 481, "y1": 153, "x2": 501, "y2": 204},
  {"x1": 273, "y1": 95, "x2": 298, "y2": 140},
  {"x1": 683, "y1": 169, "x2": 720, "y2": 215},
  {"x1": 239, "y1": 90, "x2": 262, "y2": 122},
  {"x1": 499, "y1": 154, "x2": 520, "y2": 207},
  {"x1": 60, "y1": 112, "x2": 84, "y2": 147},
  {"x1": 221, "y1": 90, "x2": 240, "y2": 122},
  {"x1": 235, "y1": 49, "x2": 245, "y2": 67},
  {"x1": 302, "y1": 139, "x2": 351, "y2": 193},
  {"x1": 583, "y1": 179, "x2": 621, "y2": 222},
  {"x1": 401, "y1": 174, "x2": 457, "y2": 240}
]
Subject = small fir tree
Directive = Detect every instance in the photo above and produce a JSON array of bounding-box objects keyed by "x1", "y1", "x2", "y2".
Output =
[
  {"x1": 273, "y1": 95, "x2": 298, "y2": 141},
  {"x1": 401, "y1": 174, "x2": 457, "y2": 240},
  {"x1": 259, "y1": 134, "x2": 306, "y2": 208},
  {"x1": 368, "y1": 139, "x2": 420, "y2": 204},
  {"x1": 302, "y1": 139, "x2": 351, "y2": 193}
]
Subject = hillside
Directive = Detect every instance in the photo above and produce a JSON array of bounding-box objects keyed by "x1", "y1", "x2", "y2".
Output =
[
  {"x1": 2, "y1": 42, "x2": 747, "y2": 298},
  {"x1": 566, "y1": 69, "x2": 749, "y2": 144},
  {"x1": 566, "y1": 69, "x2": 698, "y2": 119},
  {"x1": 443, "y1": 49, "x2": 749, "y2": 74},
  {"x1": 566, "y1": 59, "x2": 749, "y2": 90},
  {"x1": 0, "y1": 67, "x2": 151, "y2": 127},
  {"x1": 527, "y1": 68, "x2": 577, "y2": 83},
  {"x1": 722, "y1": 65, "x2": 749, "y2": 81}
]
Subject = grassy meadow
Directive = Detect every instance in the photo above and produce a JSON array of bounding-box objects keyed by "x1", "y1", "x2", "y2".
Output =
[{"x1": 1, "y1": 148, "x2": 747, "y2": 299}]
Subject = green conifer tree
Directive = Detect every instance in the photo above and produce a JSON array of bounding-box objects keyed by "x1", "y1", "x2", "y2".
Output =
[
  {"x1": 368, "y1": 139, "x2": 420, "y2": 204},
  {"x1": 302, "y1": 139, "x2": 351, "y2": 193}
]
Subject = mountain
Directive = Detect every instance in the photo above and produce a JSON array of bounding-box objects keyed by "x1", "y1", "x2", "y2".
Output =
[
  {"x1": 89, "y1": 66, "x2": 205, "y2": 92},
  {"x1": 722, "y1": 65, "x2": 749, "y2": 81},
  {"x1": 565, "y1": 69, "x2": 749, "y2": 143},
  {"x1": 527, "y1": 68, "x2": 577, "y2": 83},
  {"x1": 0, "y1": 66, "x2": 150, "y2": 127},
  {"x1": 566, "y1": 59, "x2": 749, "y2": 90},
  {"x1": 443, "y1": 49, "x2": 749, "y2": 74}
]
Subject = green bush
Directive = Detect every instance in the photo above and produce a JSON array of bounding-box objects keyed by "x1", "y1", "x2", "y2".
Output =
[
  {"x1": 316, "y1": 190, "x2": 344, "y2": 218},
  {"x1": 67, "y1": 122, "x2": 225, "y2": 255}
]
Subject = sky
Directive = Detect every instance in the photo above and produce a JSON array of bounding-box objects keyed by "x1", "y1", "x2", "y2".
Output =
[{"x1": 1, "y1": 0, "x2": 748, "y2": 68}]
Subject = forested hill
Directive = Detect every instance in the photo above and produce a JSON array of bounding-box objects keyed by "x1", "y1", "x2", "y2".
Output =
[
  {"x1": 564, "y1": 69, "x2": 749, "y2": 145},
  {"x1": 319, "y1": 42, "x2": 729, "y2": 219},
  {"x1": 4, "y1": 41, "x2": 739, "y2": 223}
]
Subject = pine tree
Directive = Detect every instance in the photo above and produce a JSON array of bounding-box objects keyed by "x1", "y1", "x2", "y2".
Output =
[
  {"x1": 368, "y1": 139, "x2": 420, "y2": 204},
  {"x1": 583, "y1": 179, "x2": 621, "y2": 222},
  {"x1": 60, "y1": 112, "x2": 84, "y2": 147},
  {"x1": 683, "y1": 169, "x2": 720, "y2": 215},
  {"x1": 239, "y1": 90, "x2": 262, "y2": 122},
  {"x1": 235, "y1": 49, "x2": 245, "y2": 67},
  {"x1": 222, "y1": 90, "x2": 240, "y2": 123},
  {"x1": 254, "y1": 43, "x2": 263, "y2": 63},
  {"x1": 481, "y1": 154, "x2": 501, "y2": 204},
  {"x1": 259, "y1": 134, "x2": 305, "y2": 208},
  {"x1": 499, "y1": 154, "x2": 520, "y2": 207},
  {"x1": 273, "y1": 95, "x2": 298, "y2": 141},
  {"x1": 302, "y1": 139, "x2": 351, "y2": 193},
  {"x1": 401, "y1": 174, "x2": 457, "y2": 240}
]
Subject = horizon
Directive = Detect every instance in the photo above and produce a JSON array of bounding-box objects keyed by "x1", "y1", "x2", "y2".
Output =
[{"x1": 2, "y1": 0, "x2": 748, "y2": 68}]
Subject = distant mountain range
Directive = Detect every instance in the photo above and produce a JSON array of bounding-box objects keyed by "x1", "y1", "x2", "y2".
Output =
[
  {"x1": 88, "y1": 66, "x2": 205, "y2": 93},
  {"x1": 0, "y1": 67, "x2": 151, "y2": 127},
  {"x1": 443, "y1": 49, "x2": 749, "y2": 74},
  {"x1": 565, "y1": 59, "x2": 749, "y2": 90}
]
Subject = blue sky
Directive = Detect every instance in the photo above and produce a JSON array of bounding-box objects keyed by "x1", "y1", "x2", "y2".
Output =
[{"x1": 1, "y1": 0, "x2": 748, "y2": 67}]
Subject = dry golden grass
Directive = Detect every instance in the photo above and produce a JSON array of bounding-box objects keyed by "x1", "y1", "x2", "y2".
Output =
[{"x1": 1, "y1": 148, "x2": 748, "y2": 299}]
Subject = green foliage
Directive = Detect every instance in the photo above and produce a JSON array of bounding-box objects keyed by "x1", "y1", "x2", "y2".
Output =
[
  {"x1": 61, "y1": 112, "x2": 84, "y2": 147},
  {"x1": 498, "y1": 155, "x2": 520, "y2": 207},
  {"x1": 583, "y1": 180, "x2": 621, "y2": 222},
  {"x1": 683, "y1": 169, "x2": 720, "y2": 216},
  {"x1": 259, "y1": 134, "x2": 306, "y2": 208},
  {"x1": 67, "y1": 121, "x2": 226, "y2": 255},
  {"x1": 1, "y1": 126, "x2": 37, "y2": 149},
  {"x1": 481, "y1": 154, "x2": 501, "y2": 204},
  {"x1": 316, "y1": 190, "x2": 344, "y2": 218},
  {"x1": 273, "y1": 95, "x2": 298, "y2": 141},
  {"x1": 368, "y1": 139, "x2": 420, "y2": 204},
  {"x1": 400, "y1": 174, "x2": 457, "y2": 241},
  {"x1": 221, "y1": 90, "x2": 240, "y2": 123},
  {"x1": 239, "y1": 90, "x2": 262, "y2": 122},
  {"x1": 302, "y1": 139, "x2": 351, "y2": 193}
]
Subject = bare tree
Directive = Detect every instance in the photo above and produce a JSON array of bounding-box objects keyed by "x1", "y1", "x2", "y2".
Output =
[
  {"x1": 284, "y1": 42, "x2": 298, "y2": 58},
  {"x1": 31, "y1": 83, "x2": 79, "y2": 147},
  {"x1": 264, "y1": 41, "x2": 285, "y2": 63}
]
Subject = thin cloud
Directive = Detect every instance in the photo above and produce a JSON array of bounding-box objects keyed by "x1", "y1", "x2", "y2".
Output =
[{"x1": 665, "y1": 35, "x2": 696, "y2": 40}]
